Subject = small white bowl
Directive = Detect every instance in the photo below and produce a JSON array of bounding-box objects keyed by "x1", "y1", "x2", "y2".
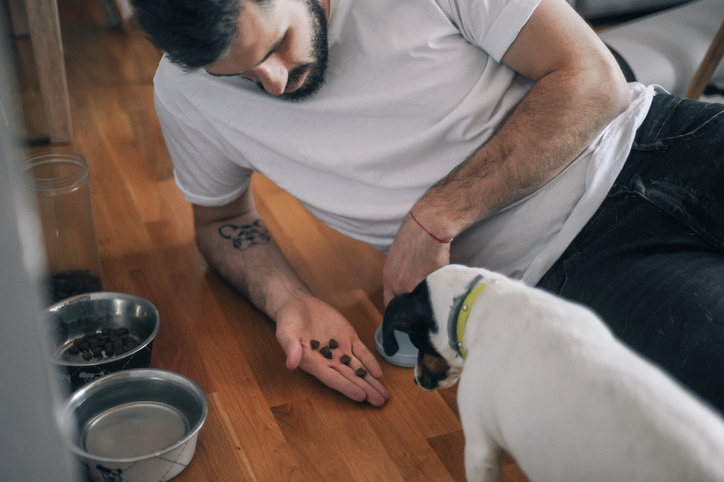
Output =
[
  {"x1": 60, "y1": 368, "x2": 208, "y2": 482},
  {"x1": 375, "y1": 325, "x2": 418, "y2": 368}
]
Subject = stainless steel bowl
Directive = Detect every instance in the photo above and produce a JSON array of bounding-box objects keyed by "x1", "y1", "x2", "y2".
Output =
[
  {"x1": 45, "y1": 291, "x2": 161, "y2": 391},
  {"x1": 60, "y1": 368, "x2": 208, "y2": 482}
]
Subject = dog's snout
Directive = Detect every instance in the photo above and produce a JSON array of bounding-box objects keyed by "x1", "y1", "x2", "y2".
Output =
[{"x1": 423, "y1": 353, "x2": 450, "y2": 373}]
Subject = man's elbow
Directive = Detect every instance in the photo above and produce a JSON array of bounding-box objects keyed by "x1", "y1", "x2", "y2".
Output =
[{"x1": 599, "y1": 57, "x2": 632, "y2": 118}]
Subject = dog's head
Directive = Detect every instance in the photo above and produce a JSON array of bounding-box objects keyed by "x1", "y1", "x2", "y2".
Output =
[{"x1": 382, "y1": 264, "x2": 504, "y2": 391}]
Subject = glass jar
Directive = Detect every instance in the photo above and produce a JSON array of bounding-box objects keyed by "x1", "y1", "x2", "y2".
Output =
[{"x1": 22, "y1": 152, "x2": 103, "y2": 304}]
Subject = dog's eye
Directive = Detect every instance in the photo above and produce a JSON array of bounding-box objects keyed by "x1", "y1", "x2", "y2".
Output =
[{"x1": 422, "y1": 354, "x2": 450, "y2": 373}]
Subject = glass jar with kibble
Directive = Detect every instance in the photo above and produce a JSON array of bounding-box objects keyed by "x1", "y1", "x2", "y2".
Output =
[{"x1": 21, "y1": 152, "x2": 104, "y2": 304}]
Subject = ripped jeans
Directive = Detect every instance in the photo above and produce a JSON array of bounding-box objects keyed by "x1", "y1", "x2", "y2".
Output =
[{"x1": 537, "y1": 92, "x2": 724, "y2": 414}]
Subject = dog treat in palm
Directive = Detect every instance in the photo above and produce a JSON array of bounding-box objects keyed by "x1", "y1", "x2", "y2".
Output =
[
  {"x1": 320, "y1": 346, "x2": 333, "y2": 359},
  {"x1": 356, "y1": 368, "x2": 367, "y2": 377},
  {"x1": 340, "y1": 354, "x2": 351, "y2": 365},
  {"x1": 311, "y1": 339, "x2": 320, "y2": 350},
  {"x1": 329, "y1": 339, "x2": 338, "y2": 349}
]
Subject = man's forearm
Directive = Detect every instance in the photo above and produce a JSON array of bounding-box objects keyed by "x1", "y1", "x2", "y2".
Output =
[
  {"x1": 413, "y1": 64, "x2": 630, "y2": 240},
  {"x1": 195, "y1": 214, "x2": 312, "y2": 320}
]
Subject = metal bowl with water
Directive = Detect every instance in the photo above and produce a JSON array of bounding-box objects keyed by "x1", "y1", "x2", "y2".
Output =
[{"x1": 60, "y1": 368, "x2": 208, "y2": 482}]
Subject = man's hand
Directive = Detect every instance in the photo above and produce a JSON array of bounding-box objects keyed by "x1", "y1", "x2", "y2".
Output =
[
  {"x1": 383, "y1": 211, "x2": 450, "y2": 306},
  {"x1": 275, "y1": 295, "x2": 390, "y2": 407}
]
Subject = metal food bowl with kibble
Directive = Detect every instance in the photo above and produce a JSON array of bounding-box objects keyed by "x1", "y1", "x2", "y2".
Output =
[
  {"x1": 60, "y1": 368, "x2": 208, "y2": 482},
  {"x1": 45, "y1": 291, "x2": 161, "y2": 391}
]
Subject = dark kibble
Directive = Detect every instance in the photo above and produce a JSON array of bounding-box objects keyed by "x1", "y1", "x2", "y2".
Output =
[
  {"x1": 46, "y1": 269, "x2": 102, "y2": 304},
  {"x1": 340, "y1": 354, "x2": 351, "y2": 365},
  {"x1": 311, "y1": 340, "x2": 320, "y2": 350},
  {"x1": 320, "y1": 346, "x2": 332, "y2": 359},
  {"x1": 356, "y1": 368, "x2": 367, "y2": 377},
  {"x1": 64, "y1": 324, "x2": 140, "y2": 361},
  {"x1": 329, "y1": 339, "x2": 338, "y2": 349}
]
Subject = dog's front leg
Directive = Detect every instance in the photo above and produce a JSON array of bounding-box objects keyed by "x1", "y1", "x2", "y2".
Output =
[{"x1": 464, "y1": 436, "x2": 501, "y2": 482}]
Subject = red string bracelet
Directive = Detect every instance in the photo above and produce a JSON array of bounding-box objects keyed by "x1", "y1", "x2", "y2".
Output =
[{"x1": 409, "y1": 210, "x2": 453, "y2": 244}]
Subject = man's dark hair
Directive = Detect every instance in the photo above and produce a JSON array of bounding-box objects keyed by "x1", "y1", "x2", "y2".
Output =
[{"x1": 131, "y1": 0, "x2": 269, "y2": 71}]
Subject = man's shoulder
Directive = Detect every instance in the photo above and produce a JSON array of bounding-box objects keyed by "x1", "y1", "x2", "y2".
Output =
[{"x1": 154, "y1": 55, "x2": 191, "y2": 90}]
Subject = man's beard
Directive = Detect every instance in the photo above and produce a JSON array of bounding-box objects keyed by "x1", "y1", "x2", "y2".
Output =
[{"x1": 260, "y1": 0, "x2": 329, "y2": 101}]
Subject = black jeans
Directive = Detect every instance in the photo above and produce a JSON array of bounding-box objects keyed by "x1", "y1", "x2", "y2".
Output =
[{"x1": 537, "y1": 92, "x2": 724, "y2": 414}]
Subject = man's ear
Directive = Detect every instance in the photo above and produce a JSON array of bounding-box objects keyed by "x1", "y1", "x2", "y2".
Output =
[{"x1": 381, "y1": 280, "x2": 431, "y2": 356}]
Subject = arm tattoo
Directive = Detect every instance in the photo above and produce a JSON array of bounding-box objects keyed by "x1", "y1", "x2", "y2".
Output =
[{"x1": 218, "y1": 219, "x2": 271, "y2": 251}]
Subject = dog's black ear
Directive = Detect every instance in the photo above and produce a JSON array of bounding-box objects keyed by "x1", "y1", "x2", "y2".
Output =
[{"x1": 381, "y1": 280, "x2": 431, "y2": 356}]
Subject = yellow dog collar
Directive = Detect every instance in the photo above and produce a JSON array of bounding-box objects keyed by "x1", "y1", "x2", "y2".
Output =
[{"x1": 448, "y1": 275, "x2": 492, "y2": 359}]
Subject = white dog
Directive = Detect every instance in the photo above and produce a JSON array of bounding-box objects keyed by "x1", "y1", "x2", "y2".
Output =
[{"x1": 382, "y1": 264, "x2": 724, "y2": 482}]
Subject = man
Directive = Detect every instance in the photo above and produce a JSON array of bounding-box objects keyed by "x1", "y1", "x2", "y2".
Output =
[{"x1": 132, "y1": 0, "x2": 724, "y2": 410}]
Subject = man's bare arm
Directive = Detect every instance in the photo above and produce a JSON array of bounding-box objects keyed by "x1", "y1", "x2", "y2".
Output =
[
  {"x1": 193, "y1": 187, "x2": 311, "y2": 319},
  {"x1": 383, "y1": 0, "x2": 631, "y2": 303},
  {"x1": 194, "y1": 186, "x2": 389, "y2": 406}
]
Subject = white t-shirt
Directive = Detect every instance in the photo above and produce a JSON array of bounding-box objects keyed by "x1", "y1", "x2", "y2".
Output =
[{"x1": 153, "y1": 0, "x2": 655, "y2": 285}]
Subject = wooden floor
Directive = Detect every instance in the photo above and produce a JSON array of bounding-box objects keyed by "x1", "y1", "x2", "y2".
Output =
[{"x1": 12, "y1": 1, "x2": 529, "y2": 480}]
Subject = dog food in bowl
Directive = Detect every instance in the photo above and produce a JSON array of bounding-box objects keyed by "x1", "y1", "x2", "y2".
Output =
[{"x1": 45, "y1": 291, "x2": 161, "y2": 391}]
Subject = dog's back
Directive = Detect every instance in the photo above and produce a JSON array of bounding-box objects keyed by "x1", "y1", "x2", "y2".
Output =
[{"x1": 459, "y1": 274, "x2": 724, "y2": 481}]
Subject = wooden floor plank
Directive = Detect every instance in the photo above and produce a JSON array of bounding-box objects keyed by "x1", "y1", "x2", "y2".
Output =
[{"x1": 182, "y1": 392, "x2": 259, "y2": 482}]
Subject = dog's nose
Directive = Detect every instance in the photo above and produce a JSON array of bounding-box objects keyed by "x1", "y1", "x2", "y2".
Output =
[{"x1": 413, "y1": 378, "x2": 418, "y2": 385}]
